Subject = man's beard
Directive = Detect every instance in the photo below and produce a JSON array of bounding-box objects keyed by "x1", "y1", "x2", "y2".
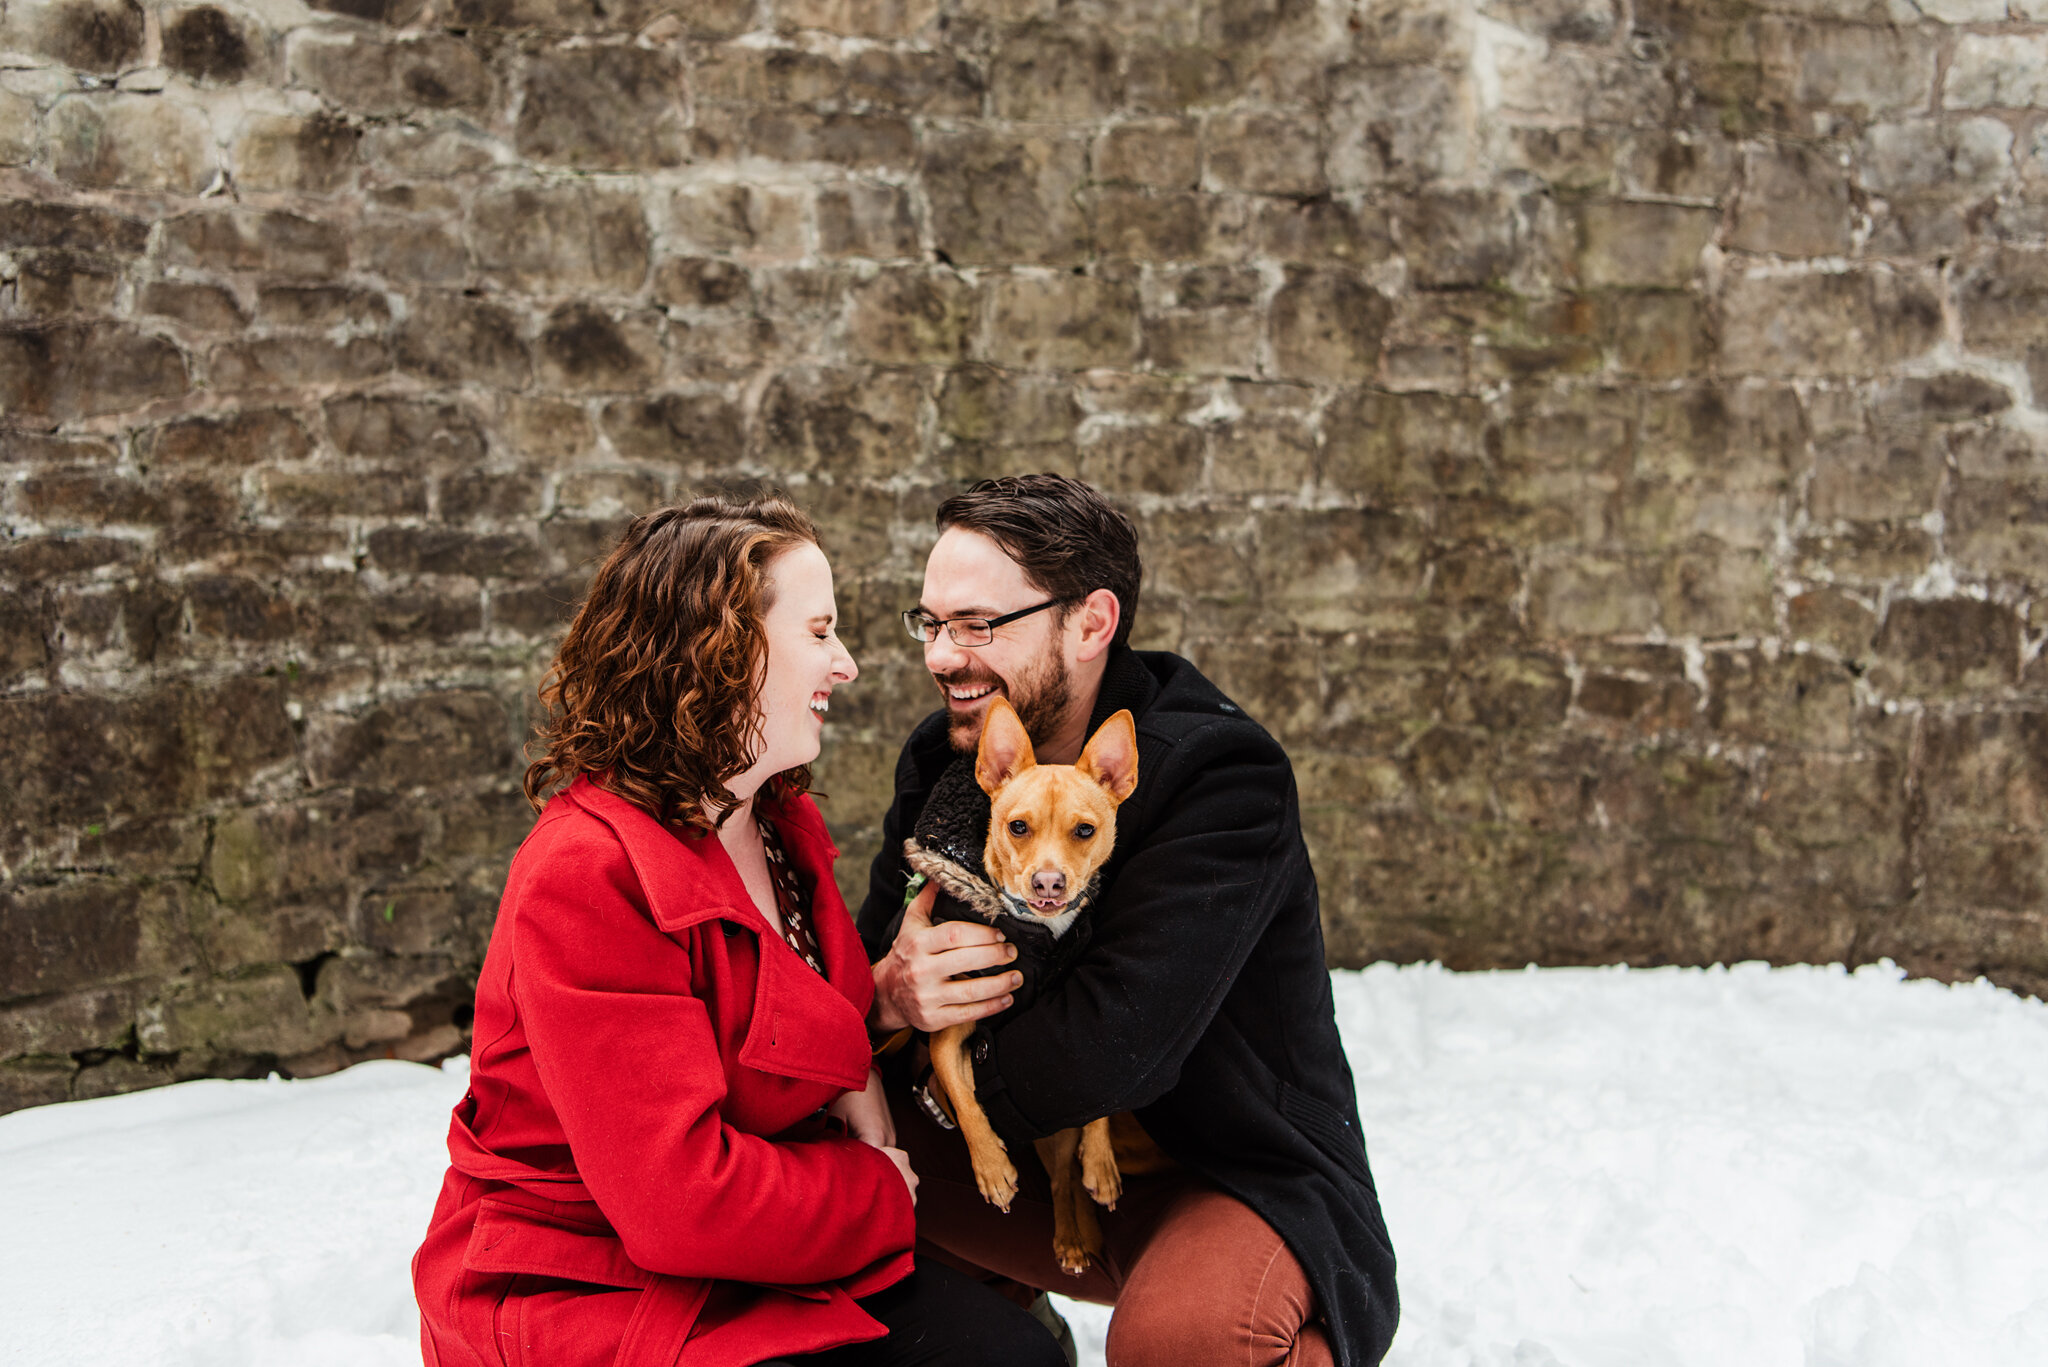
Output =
[{"x1": 941, "y1": 647, "x2": 1074, "y2": 754}]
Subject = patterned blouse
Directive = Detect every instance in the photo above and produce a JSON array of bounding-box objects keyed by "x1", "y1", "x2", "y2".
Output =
[{"x1": 756, "y1": 812, "x2": 826, "y2": 978}]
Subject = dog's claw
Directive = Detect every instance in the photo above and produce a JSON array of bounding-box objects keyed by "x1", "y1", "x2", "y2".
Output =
[{"x1": 974, "y1": 1160, "x2": 1020, "y2": 1212}]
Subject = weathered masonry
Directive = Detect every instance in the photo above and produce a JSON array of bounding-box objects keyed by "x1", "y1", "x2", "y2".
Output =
[{"x1": 3, "y1": 0, "x2": 2047, "y2": 1109}]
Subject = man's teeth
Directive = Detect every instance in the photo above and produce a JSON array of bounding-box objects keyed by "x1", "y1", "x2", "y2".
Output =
[
  {"x1": 808, "y1": 697, "x2": 828, "y2": 715},
  {"x1": 948, "y1": 684, "x2": 995, "y2": 701}
]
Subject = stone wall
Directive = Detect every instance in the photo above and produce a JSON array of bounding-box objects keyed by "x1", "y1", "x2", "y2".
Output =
[{"x1": 4, "y1": 0, "x2": 2047, "y2": 1110}]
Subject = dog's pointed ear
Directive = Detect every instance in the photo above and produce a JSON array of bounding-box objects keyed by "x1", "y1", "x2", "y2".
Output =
[
  {"x1": 975, "y1": 697, "x2": 1037, "y2": 795},
  {"x1": 1077, "y1": 710, "x2": 1139, "y2": 805}
]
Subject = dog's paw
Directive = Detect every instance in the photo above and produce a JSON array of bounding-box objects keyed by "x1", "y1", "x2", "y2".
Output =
[
  {"x1": 974, "y1": 1158, "x2": 1020, "y2": 1213},
  {"x1": 1081, "y1": 1155, "x2": 1122, "y2": 1211},
  {"x1": 1053, "y1": 1240, "x2": 1093, "y2": 1276}
]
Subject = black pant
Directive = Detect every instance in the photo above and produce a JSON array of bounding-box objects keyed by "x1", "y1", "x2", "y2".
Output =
[{"x1": 756, "y1": 1262, "x2": 1063, "y2": 1367}]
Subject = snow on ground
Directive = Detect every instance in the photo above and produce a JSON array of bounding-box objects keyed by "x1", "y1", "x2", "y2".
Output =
[{"x1": 3, "y1": 962, "x2": 2045, "y2": 1367}]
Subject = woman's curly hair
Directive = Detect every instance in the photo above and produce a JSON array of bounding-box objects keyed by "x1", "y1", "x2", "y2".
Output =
[{"x1": 523, "y1": 495, "x2": 822, "y2": 831}]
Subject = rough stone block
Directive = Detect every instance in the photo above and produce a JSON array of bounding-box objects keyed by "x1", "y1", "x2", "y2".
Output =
[
  {"x1": 517, "y1": 45, "x2": 687, "y2": 170},
  {"x1": 1578, "y1": 200, "x2": 1716, "y2": 288},
  {"x1": 288, "y1": 32, "x2": 496, "y2": 118},
  {"x1": 922, "y1": 128, "x2": 1089, "y2": 266},
  {"x1": 665, "y1": 183, "x2": 808, "y2": 258},
  {"x1": 982, "y1": 271, "x2": 1138, "y2": 370},
  {"x1": 362, "y1": 120, "x2": 503, "y2": 178},
  {"x1": 0, "y1": 322, "x2": 188, "y2": 423},
  {"x1": 845, "y1": 47, "x2": 984, "y2": 115},
  {"x1": 696, "y1": 44, "x2": 844, "y2": 104},
  {"x1": 759, "y1": 365, "x2": 922, "y2": 477},
  {"x1": 1784, "y1": 20, "x2": 1936, "y2": 117},
  {"x1": 208, "y1": 337, "x2": 390, "y2": 391},
  {"x1": 0, "y1": 199, "x2": 148, "y2": 255},
  {"x1": 741, "y1": 110, "x2": 915, "y2": 169},
  {"x1": 396, "y1": 293, "x2": 531, "y2": 389},
  {"x1": 1270, "y1": 268, "x2": 1389, "y2": 384},
  {"x1": 1253, "y1": 509, "x2": 1426, "y2": 632},
  {"x1": 1789, "y1": 590, "x2": 1877, "y2": 661},
  {"x1": 162, "y1": 6, "x2": 264, "y2": 85},
  {"x1": 471, "y1": 187, "x2": 648, "y2": 293},
  {"x1": 845, "y1": 266, "x2": 978, "y2": 364},
  {"x1": 441, "y1": 468, "x2": 543, "y2": 524},
  {"x1": 232, "y1": 112, "x2": 360, "y2": 194},
  {"x1": 775, "y1": 0, "x2": 942, "y2": 37},
  {"x1": 1720, "y1": 265, "x2": 1941, "y2": 375},
  {"x1": 1481, "y1": 0, "x2": 1617, "y2": 44},
  {"x1": 1706, "y1": 651, "x2": 1858, "y2": 749},
  {"x1": 448, "y1": 0, "x2": 662, "y2": 28},
  {"x1": 1957, "y1": 248, "x2": 2048, "y2": 353},
  {"x1": 6, "y1": 0, "x2": 145, "y2": 73},
  {"x1": 128, "y1": 414, "x2": 294, "y2": 480},
  {"x1": 1142, "y1": 306, "x2": 1262, "y2": 376},
  {"x1": 1075, "y1": 421, "x2": 1205, "y2": 495},
  {"x1": 325, "y1": 396, "x2": 487, "y2": 468},
  {"x1": 536, "y1": 303, "x2": 661, "y2": 393},
  {"x1": 45, "y1": 92, "x2": 214, "y2": 193},
  {"x1": 816, "y1": 181, "x2": 918, "y2": 259},
  {"x1": 1617, "y1": 129, "x2": 1738, "y2": 202},
  {"x1": 0, "y1": 1060, "x2": 76, "y2": 1112},
  {"x1": 1945, "y1": 34, "x2": 2048, "y2": 110},
  {"x1": 1873, "y1": 597, "x2": 2019, "y2": 695},
  {"x1": 1203, "y1": 109, "x2": 1323, "y2": 196},
  {"x1": 991, "y1": 24, "x2": 1122, "y2": 120},
  {"x1": 0, "y1": 983, "x2": 143, "y2": 1057},
  {"x1": 1094, "y1": 189, "x2": 1248, "y2": 262},
  {"x1": 1729, "y1": 142, "x2": 1853, "y2": 258},
  {"x1": 1530, "y1": 556, "x2": 1658, "y2": 638},
  {"x1": 308, "y1": 689, "x2": 512, "y2": 791},
  {"x1": 936, "y1": 366, "x2": 1076, "y2": 444},
  {"x1": 653, "y1": 257, "x2": 753, "y2": 309},
  {"x1": 162, "y1": 209, "x2": 348, "y2": 278},
  {"x1": 1095, "y1": 118, "x2": 1201, "y2": 188},
  {"x1": 140, "y1": 966, "x2": 333, "y2": 1058},
  {"x1": 1326, "y1": 63, "x2": 1469, "y2": 188}
]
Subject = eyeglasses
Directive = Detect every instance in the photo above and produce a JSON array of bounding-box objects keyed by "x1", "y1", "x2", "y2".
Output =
[{"x1": 901, "y1": 599, "x2": 1067, "y2": 647}]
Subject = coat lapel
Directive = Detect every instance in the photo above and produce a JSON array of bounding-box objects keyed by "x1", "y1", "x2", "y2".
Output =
[{"x1": 563, "y1": 779, "x2": 871, "y2": 1091}]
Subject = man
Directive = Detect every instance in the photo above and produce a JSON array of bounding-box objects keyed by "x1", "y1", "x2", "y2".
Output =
[{"x1": 857, "y1": 475, "x2": 1398, "y2": 1367}]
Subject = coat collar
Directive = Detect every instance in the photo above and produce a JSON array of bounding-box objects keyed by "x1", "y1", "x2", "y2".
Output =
[{"x1": 556, "y1": 777, "x2": 871, "y2": 1023}]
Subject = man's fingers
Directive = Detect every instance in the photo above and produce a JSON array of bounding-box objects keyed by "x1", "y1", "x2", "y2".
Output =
[
  {"x1": 924, "y1": 918, "x2": 1007, "y2": 951},
  {"x1": 933, "y1": 942, "x2": 1018, "y2": 978},
  {"x1": 941, "y1": 971, "x2": 1022, "y2": 1007},
  {"x1": 900, "y1": 880, "x2": 939, "y2": 930}
]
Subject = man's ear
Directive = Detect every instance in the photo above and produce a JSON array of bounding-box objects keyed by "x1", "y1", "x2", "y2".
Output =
[
  {"x1": 1076, "y1": 710, "x2": 1139, "y2": 805},
  {"x1": 1072, "y1": 587, "x2": 1120, "y2": 665},
  {"x1": 976, "y1": 697, "x2": 1037, "y2": 795}
]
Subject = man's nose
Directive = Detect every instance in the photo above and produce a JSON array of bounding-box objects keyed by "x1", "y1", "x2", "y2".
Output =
[{"x1": 924, "y1": 632, "x2": 969, "y2": 675}]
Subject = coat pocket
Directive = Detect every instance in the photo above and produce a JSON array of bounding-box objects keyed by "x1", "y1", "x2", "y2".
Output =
[
  {"x1": 465, "y1": 1199, "x2": 652, "y2": 1290},
  {"x1": 1276, "y1": 1080, "x2": 1373, "y2": 1187}
]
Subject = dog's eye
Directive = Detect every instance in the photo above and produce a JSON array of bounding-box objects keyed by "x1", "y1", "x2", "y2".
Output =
[
  {"x1": 1074, "y1": 823, "x2": 1095, "y2": 839},
  {"x1": 1008, "y1": 819, "x2": 1029, "y2": 837}
]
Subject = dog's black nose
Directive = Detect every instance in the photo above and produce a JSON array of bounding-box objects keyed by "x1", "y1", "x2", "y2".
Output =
[{"x1": 1031, "y1": 870, "x2": 1066, "y2": 901}]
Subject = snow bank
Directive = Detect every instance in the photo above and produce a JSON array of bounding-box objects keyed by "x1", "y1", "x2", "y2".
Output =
[{"x1": 3, "y1": 962, "x2": 2044, "y2": 1367}]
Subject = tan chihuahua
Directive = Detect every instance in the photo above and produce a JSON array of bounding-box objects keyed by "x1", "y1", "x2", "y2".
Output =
[{"x1": 924, "y1": 696, "x2": 1138, "y2": 1274}]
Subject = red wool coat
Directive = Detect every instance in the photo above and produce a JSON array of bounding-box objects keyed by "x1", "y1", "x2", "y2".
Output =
[{"x1": 413, "y1": 776, "x2": 915, "y2": 1367}]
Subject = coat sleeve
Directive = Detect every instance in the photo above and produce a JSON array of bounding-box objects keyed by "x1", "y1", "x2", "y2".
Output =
[
  {"x1": 974, "y1": 719, "x2": 1296, "y2": 1143},
  {"x1": 510, "y1": 828, "x2": 914, "y2": 1285},
  {"x1": 855, "y1": 729, "x2": 928, "y2": 962}
]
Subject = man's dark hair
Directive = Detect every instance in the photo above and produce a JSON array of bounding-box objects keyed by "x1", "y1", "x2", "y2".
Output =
[{"x1": 936, "y1": 474, "x2": 1143, "y2": 650}]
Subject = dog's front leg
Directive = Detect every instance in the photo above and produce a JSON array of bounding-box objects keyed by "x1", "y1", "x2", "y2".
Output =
[
  {"x1": 930, "y1": 1022, "x2": 1019, "y2": 1211},
  {"x1": 1035, "y1": 1128, "x2": 1103, "y2": 1275},
  {"x1": 1078, "y1": 1115, "x2": 1122, "y2": 1210}
]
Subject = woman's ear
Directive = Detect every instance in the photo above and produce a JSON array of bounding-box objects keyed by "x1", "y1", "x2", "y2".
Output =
[{"x1": 976, "y1": 697, "x2": 1037, "y2": 795}]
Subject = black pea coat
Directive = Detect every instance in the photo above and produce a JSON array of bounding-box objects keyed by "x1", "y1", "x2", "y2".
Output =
[{"x1": 858, "y1": 648, "x2": 1399, "y2": 1367}]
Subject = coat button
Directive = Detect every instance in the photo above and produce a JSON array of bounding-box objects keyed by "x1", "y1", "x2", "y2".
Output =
[{"x1": 972, "y1": 1036, "x2": 989, "y2": 1063}]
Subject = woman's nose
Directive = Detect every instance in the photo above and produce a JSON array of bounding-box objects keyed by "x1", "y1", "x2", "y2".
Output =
[{"x1": 834, "y1": 641, "x2": 858, "y2": 683}]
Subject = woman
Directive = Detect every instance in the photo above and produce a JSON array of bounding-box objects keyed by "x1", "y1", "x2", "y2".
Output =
[{"x1": 413, "y1": 497, "x2": 1060, "y2": 1367}]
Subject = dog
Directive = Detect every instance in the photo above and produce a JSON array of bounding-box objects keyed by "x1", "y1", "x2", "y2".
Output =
[{"x1": 906, "y1": 696, "x2": 1141, "y2": 1274}]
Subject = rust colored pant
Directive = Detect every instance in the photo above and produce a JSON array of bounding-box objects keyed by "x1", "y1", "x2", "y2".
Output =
[{"x1": 891, "y1": 1087, "x2": 1332, "y2": 1367}]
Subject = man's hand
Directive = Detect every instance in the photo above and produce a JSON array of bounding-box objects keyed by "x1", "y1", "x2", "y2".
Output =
[
  {"x1": 870, "y1": 880, "x2": 1020, "y2": 1033},
  {"x1": 827, "y1": 1066, "x2": 895, "y2": 1148}
]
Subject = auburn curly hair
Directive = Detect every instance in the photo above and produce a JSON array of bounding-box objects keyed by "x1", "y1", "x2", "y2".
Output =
[{"x1": 523, "y1": 495, "x2": 822, "y2": 831}]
